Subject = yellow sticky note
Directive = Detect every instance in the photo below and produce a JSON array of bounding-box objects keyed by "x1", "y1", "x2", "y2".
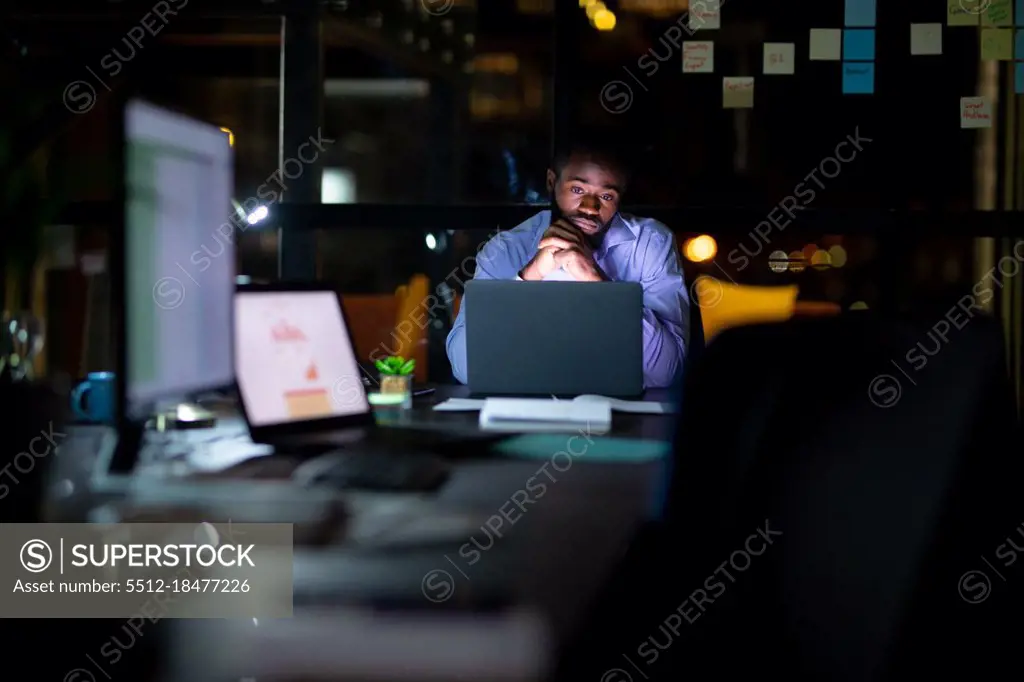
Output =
[
  {"x1": 981, "y1": 28, "x2": 1013, "y2": 59},
  {"x1": 982, "y1": 0, "x2": 1013, "y2": 26},
  {"x1": 947, "y1": 0, "x2": 980, "y2": 25},
  {"x1": 809, "y1": 28, "x2": 842, "y2": 60},
  {"x1": 910, "y1": 23, "x2": 943, "y2": 55},
  {"x1": 723, "y1": 77, "x2": 754, "y2": 108}
]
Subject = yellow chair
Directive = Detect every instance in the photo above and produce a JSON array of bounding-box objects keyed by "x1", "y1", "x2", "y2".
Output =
[
  {"x1": 392, "y1": 274, "x2": 430, "y2": 382},
  {"x1": 693, "y1": 276, "x2": 799, "y2": 342}
]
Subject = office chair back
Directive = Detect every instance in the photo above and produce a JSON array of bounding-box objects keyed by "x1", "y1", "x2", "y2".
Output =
[
  {"x1": 393, "y1": 274, "x2": 430, "y2": 381},
  {"x1": 662, "y1": 313, "x2": 1020, "y2": 679},
  {"x1": 693, "y1": 275, "x2": 798, "y2": 341}
]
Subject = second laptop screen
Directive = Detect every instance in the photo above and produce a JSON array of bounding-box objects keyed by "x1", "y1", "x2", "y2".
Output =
[{"x1": 235, "y1": 291, "x2": 370, "y2": 426}]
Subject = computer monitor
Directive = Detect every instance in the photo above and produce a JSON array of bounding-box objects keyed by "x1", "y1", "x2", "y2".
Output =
[{"x1": 121, "y1": 99, "x2": 234, "y2": 421}]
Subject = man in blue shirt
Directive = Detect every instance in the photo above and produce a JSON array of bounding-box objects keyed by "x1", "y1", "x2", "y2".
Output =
[{"x1": 446, "y1": 140, "x2": 690, "y2": 388}]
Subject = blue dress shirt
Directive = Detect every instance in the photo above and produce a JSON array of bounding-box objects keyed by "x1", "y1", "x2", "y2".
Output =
[{"x1": 446, "y1": 210, "x2": 690, "y2": 388}]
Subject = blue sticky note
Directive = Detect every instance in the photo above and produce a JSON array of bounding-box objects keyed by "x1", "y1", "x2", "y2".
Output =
[
  {"x1": 1016, "y1": 63, "x2": 1024, "y2": 94},
  {"x1": 844, "y1": 29, "x2": 876, "y2": 60},
  {"x1": 842, "y1": 62, "x2": 875, "y2": 94},
  {"x1": 494, "y1": 434, "x2": 670, "y2": 463},
  {"x1": 845, "y1": 0, "x2": 877, "y2": 26},
  {"x1": 1016, "y1": 28, "x2": 1024, "y2": 57},
  {"x1": 1017, "y1": 0, "x2": 1024, "y2": 25}
]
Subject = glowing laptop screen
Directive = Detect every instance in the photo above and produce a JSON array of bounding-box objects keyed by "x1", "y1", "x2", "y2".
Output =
[{"x1": 234, "y1": 290, "x2": 369, "y2": 426}]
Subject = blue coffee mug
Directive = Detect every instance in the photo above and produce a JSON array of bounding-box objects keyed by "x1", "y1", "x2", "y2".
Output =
[{"x1": 71, "y1": 372, "x2": 116, "y2": 423}]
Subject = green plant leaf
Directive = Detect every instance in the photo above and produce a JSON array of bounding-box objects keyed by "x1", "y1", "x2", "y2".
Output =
[
  {"x1": 399, "y1": 359, "x2": 415, "y2": 375},
  {"x1": 386, "y1": 356, "x2": 404, "y2": 370},
  {"x1": 374, "y1": 359, "x2": 392, "y2": 374}
]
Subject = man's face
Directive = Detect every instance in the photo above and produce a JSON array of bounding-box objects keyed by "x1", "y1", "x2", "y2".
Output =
[{"x1": 546, "y1": 153, "x2": 624, "y2": 238}]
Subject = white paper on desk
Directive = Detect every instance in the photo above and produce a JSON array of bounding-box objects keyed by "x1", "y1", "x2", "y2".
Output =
[
  {"x1": 480, "y1": 398, "x2": 611, "y2": 433},
  {"x1": 433, "y1": 398, "x2": 487, "y2": 411},
  {"x1": 571, "y1": 395, "x2": 676, "y2": 414}
]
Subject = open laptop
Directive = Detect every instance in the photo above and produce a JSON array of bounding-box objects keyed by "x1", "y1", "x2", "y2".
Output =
[
  {"x1": 464, "y1": 280, "x2": 644, "y2": 398},
  {"x1": 234, "y1": 283, "x2": 505, "y2": 455}
]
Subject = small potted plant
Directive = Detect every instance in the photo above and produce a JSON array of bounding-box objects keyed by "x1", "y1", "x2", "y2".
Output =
[{"x1": 375, "y1": 355, "x2": 415, "y2": 408}]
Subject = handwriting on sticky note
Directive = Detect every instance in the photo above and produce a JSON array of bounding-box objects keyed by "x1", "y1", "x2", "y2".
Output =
[
  {"x1": 910, "y1": 23, "x2": 943, "y2": 55},
  {"x1": 722, "y1": 77, "x2": 754, "y2": 108},
  {"x1": 842, "y1": 62, "x2": 874, "y2": 94},
  {"x1": 809, "y1": 28, "x2": 842, "y2": 60},
  {"x1": 982, "y1": 0, "x2": 1013, "y2": 26},
  {"x1": 763, "y1": 43, "x2": 795, "y2": 74},
  {"x1": 688, "y1": 0, "x2": 721, "y2": 31},
  {"x1": 960, "y1": 96, "x2": 993, "y2": 128},
  {"x1": 981, "y1": 28, "x2": 1013, "y2": 59},
  {"x1": 683, "y1": 41, "x2": 714, "y2": 73},
  {"x1": 948, "y1": 0, "x2": 981, "y2": 25}
]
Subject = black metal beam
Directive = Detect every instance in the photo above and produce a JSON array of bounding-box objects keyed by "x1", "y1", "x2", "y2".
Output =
[
  {"x1": 262, "y1": 204, "x2": 1024, "y2": 237},
  {"x1": 56, "y1": 201, "x2": 1024, "y2": 237},
  {"x1": 277, "y1": 0, "x2": 322, "y2": 280}
]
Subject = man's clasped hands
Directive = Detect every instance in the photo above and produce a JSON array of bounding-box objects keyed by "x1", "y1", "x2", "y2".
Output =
[{"x1": 519, "y1": 218, "x2": 605, "y2": 282}]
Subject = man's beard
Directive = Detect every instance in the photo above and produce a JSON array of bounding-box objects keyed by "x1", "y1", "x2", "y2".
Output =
[
  {"x1": 551, "y1": 203, "x2": 607, "y2": 247},
  {"x1": 567, "y1": 214, "x2": 607, "y2": 248}
]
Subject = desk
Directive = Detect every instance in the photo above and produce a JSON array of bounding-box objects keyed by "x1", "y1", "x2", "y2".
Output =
[
  {"x1": 164, "y1": 454, "x2": 666, "y2": 680},
  {"x1": 378, "y1": 384, "x2": 677, "y2": 441},
  {"x1": 57, "y1": 390, "x2": 675, "y2": 681}
]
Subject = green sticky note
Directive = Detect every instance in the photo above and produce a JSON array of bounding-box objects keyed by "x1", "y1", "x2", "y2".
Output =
[
  {"x1": 981, "y1": 28, "x2": 1014, "y2": 59},
  {"x1": 494, "y1": 434, "x2": 670, "y2": 463},
  {"x1": 983, "y1": 0, "x2": 1014, "y2": 26},
  {"x1": 948, "y1": 0, "x2": 981, "y2": 25}
]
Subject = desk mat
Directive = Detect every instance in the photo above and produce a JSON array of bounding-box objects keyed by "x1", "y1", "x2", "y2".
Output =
[{"x1": 493, "y1": 434, "x2": 669, "y2": 462}]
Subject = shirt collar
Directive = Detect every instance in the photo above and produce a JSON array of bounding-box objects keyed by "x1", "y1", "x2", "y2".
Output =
[{"x1": 597, "y1": 212, "x2": 638, "y2": 254}]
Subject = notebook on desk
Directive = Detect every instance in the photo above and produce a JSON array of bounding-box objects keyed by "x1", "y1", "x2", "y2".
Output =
[{"x1": 479, "y1": 398, "x2": 612, "y2": 433}]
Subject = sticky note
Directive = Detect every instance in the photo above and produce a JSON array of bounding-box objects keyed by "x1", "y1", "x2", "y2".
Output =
[
  {"x1": 844, "y1": 0, "x2": 876, "y2": 26},
  {"x1": 982, "y1": 0, "x2": 1014, "y2": 26},
  {"x1": 910, "y1": 23, "x2": 943, "y2": 55},
  {"x1": 842, "y1": 62, "x2": 875, "y2": 94},
  {"x1": 948, "y1": 0, "x2": 980, "y2": 25},
  {"x1": 682, "y1": 41, "x2": 714, "y2": 72},
  {"x1": 688, "y1": 0, "x2": 721, "y2": 31},
  {"x1": 981, "y1": 28, "x2": 1013, "y2": 59},
  {"x1": 809, "y1": 28, "x2": 843, "y2": 60},
  {"x1": 1017, "y1": 0, "x2": 1024, "y2": 24},
  {"x1": 763, "y1": 43, "x2": 796, "y2": 74},
  {"x1": 1016, "y1": 63, "x2": 1024, "y2": 93},
  {"x1": 960, "y1": 96, "x2": 992, "y2": 128},
  {"x1": 843, "y1": 29, "x2": 876, "y2": 60},
  {"x1": 722, "y1": 77, "x2": 754, "y2": 108},
  {"x1": 1015, "y1": 28, "x2": 1024, "y2": 56}
]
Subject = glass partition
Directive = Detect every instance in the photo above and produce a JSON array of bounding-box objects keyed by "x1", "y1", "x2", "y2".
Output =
[{"x1": 319, "y1": 1, "x2": 552, "y2": 204}]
